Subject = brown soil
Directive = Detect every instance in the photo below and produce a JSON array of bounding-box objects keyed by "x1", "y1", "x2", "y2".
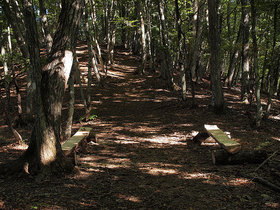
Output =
[{"x1": 0, "y1": 45, "x2": 280, "y2": 209}]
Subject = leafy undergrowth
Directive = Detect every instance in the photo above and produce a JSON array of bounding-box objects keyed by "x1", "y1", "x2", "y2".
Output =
[{"x1": 0, "y1": 46, "x2": 280, "y2": 209}]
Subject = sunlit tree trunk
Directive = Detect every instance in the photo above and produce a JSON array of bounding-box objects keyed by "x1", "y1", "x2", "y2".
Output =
[{"x1": 63, "y1": 48, "x2": 78, "y2": 142}]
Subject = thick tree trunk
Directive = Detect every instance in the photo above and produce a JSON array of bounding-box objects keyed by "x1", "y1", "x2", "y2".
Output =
[
  {"x1": 208, "y1": 0, "x2": 224, "y2": 113},
  {"x1": 1, "y1": 0, "x2": 85, "y2": 176}
]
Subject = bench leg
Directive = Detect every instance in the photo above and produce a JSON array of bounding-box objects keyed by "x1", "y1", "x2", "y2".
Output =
[{"x1": 74, "y1": 152, "x2": 78, "y2": 165}]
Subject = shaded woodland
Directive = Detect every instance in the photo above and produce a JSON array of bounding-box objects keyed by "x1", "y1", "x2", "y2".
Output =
[{"x1": 0, "y1": 0, "x2": 280, "y2": 209}]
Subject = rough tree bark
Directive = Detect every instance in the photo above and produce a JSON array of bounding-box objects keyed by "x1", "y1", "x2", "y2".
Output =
[{"x1": 0, "y1": 0, "x2": 84, "y2": 176}]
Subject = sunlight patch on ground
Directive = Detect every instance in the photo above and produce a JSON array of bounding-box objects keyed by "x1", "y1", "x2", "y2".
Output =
[
  {"x1": 183, "y1": 172, "x2": 253, "y2": 187},
  {"x1": 106, "y1": 71, "x2": 125, "y2": 78},
  {"x1": 271, "y1": 137, "x2": 280, "y2": 141},
  {"x1": 223, "y1": 177, "x2": 251, "y2": 186},
  {"x1": 183, "y1": 172, "x2": 212, "y2": 180},
  {"x1": 80, "y1": 155, "x2": 131, "y2": 170},
  {"x1": 138, "y1": 162, "x2": 181, "y2": 176},
  {"x1": 142, "y1": 167, "x2": 179, "y2": 176},
  {"x1": 113, "y1": 140, "x2": 140, "y2": 144},
  {"x1": 81, "y1": 161, "x2": 131, "y2": 170},
  {"x1": 118, "y1": 194, "x2": 141, "y2": 203},
  {"x1": 140, "y1": 135, "x2": 187, "y2": 145}
]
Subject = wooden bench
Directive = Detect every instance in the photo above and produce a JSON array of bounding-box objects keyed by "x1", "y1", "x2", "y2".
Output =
[
  {"x1": 204, "y1": 124, "x2": 241, "y2": 154},
  {"x1": 62, "y1": 127, "x2": 93, "y2": 165}
]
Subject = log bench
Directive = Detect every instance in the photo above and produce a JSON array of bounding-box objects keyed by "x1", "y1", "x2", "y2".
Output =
[
  {"x1": 62, "y1": 127, "x2": 93, "y2": 165},
  {"x1": 195, "y1": 125, "x2": 267, "y2": 165},
  {"x1": 204, "y1": 124, "x2": 241, "y2": 154}
]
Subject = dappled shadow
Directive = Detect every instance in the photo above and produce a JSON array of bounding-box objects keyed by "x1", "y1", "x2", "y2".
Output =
[{"x1": 1, "y1": 47, "x2": 280, "y2": 209}]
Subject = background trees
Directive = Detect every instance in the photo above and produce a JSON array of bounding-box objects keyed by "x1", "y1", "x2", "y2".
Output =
[{"x1": 0, "y1": 0, "x2": 280, "y2": 175}]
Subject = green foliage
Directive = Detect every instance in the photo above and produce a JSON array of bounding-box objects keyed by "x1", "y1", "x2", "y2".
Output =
[{"x1": 79, "y1": 110, "x2": 98, "y2": 122}]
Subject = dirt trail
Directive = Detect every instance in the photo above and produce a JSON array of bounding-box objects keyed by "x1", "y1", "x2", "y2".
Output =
[{"x1": 0, "y1": 49, "x2": 279, "y2": 209}]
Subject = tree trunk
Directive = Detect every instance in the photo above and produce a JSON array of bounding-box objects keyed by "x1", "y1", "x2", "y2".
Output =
[
  {"x1": 63, "y1": 51, "x2": 77, "y2": 142},
  {"x1": 208, "y1": 0, "x2": 224, "y2": 113},
  {"x1": 226, "y1": 18, "x2": 242, "y2": 88},
  {"x1": 250, "y1": 0, "x2": 262, "y2": 128},
  {"x1": 90, "y1": 0, "x2": 105, "y2": 74},
  {"x1": 2, "y1": 0, "x2": 35, "y2": 121},
  {"x1": 0, "y1": 31, "x2": 22, "y2": 143},
  {"x1": 157, "y1": 0, "x2": 174, "y2": 89},
  {"x1": 137, "y1": 0, "x2": 147, "y2": 75},
  {"x1": 265, "y1": 3, "x2": 279, "y2": 120},
  {"x1": 85, "y1": 3, "x2": 94, "y2": 121},
  {"x1": 107, "y1": 0, "x2": 117, "y2": 65},
  {"x1": 175, "y1": 0, "x2": 187, "y2": 100},
  {"x1": 1, "y1": 0, "x2": 85, "y2": 176},
  {"x1": 240, "y1": 0, "x2": 250, "y2": 102}
]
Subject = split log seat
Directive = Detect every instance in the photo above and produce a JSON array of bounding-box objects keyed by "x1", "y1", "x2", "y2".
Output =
[
  {"x1": 62, "y1": 127, "x2": 93, "y2": 165},
  {"x1": 204, "y1": 124, "x2": 241, "y2": 154}
]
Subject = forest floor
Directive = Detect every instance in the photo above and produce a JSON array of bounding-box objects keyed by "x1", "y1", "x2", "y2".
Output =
[{"x1": 0, "y1": 44, "x2": 280, "y2": 209}]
